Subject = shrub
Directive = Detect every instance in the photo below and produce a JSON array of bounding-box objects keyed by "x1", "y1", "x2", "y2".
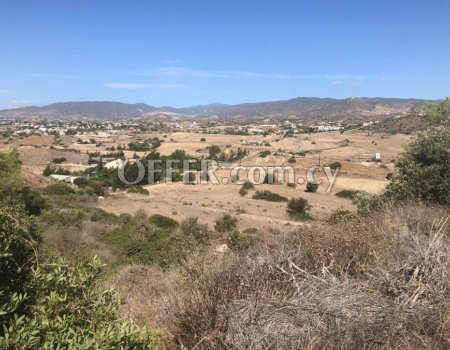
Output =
[
  {"x1": 52, "y1": 157, "x2": 66, "y2": 164},
  {"x1": 239, "y1": 187, "x2": 248, "y2": 196},
  {"x1": 227, "y1": 230, "x2": 254, "y2": 252},
  {"x1": 73, "y1": 177, "x2": 89, "y2": 188},
  {"x1": 0, "y1": 206, "x2": 41, "y2": 326},
  {"x1": 128, "y1": 185, "x2": 149, "y2": 195},
  {"x1": 42, "y1": 164, "x2": 52, "y2": 176},
  {"x1": 305, "y1": 181, "x2": 319, "y2": 193},
  {"x1": 327, "y1": 161, "x2": 342, "y2": 170},
  {"x1": 40, "y1": 208, "x2": 88, "y2": 226},
  {"x1": 242, "y1": 181, "x2": 255, "y2": 190},
  {"x1": 200, "y1": 137, "x2": 206, "y2": 142},
  {"x1": 149, "y1": 214, "x2": 178, "y2": 229},
  {"x1": 214, "y1": 213, "x2": 238, "y2": 233},
  {"x1": 259, "y1": 150, "x2": 271, "y2": 158},
  {"x1": 86, "y1": 180, "x2": 106, "y2": 196},
  {"x1": 327, "y1": 208, "x2": 354, "y2": 223},
  {"x1": 287, "y1": 197, "x2": 311, "y2": 215},
  {"x1": 252, "y1": 190, "x2": 288, "y2": 202},
  {"x1": 385, "y1": 126, "x2": 450, "y2": 205},
  {"x1": 44, "y1": 182, "x2": 75, "y2": 196},
  {"x1": 353, "y1": 191, "x2": 385, "y2": 216},
  {"x1": 16, "y1": 187, "x2": 47, "y2": 216},
  {"x1": 0, "y1": 207, "x2": 157, "y2": 348},
  {"x1": 335, "y1": 189, "x2": 360, "y2": 200},
  {"x1": 288, "y1": 157, "x2": 296, "y2": 163},
  {"x1": 180, "y1": 217, "x2": 210, "y2": 244}
]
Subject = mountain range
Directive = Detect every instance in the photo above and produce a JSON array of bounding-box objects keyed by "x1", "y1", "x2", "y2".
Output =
[{"x1": 0, "y1": 97, "x2": 433, "y2": 120}]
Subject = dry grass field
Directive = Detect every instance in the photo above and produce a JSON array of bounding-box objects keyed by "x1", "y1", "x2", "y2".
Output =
[{"x1": 0, "y1": 130, "x2": 410, "y2": 229}]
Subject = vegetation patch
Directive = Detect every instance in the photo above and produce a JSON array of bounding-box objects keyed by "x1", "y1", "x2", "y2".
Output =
[{"x1": 252, "y1": 190, "x2": 288, "y2": 202}]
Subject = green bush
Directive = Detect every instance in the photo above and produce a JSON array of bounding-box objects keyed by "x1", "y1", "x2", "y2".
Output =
[
  {"x1": 44, "y1": 182, "x2": 76, "y2": 196},
  {"x1": 52, "y1": 157, "x2": 66, "y2": 164},
  {"x1": 0, "y1": 206, "x2": 41, "y2": 327},
  {"x1": 259, "y1": 150, "x2": 271, "y2": 158},
  {"x1": 0, "y1": 206, "x2": 157, "y2": 348},
  {"x1": 335, "y1": 189, "x2": 360, "y2": 200},
  {"x1": 149, "y1": 214, "x2": 179, "y2": 229},
  {"x1": 128, "y1": 185, "x2": 149, "y2": 195},
  {"x1": 288, "y1": 157, "x2": 296, "y2": 163},
  {"x1": 252, "y1": 190, "x2": 288, "y2": 202},
  {"x1": 305, "y1": 182, "x2": 319, "y2": 193},
  {"x1": 40, "y1": 208, "x2": 88, "y2": 226},
  {"x1": 327, "y1": 161, "x2": 342, "y2": 170},
  {"x1": 73, "y1": 177, "x2": 89, "y2": 188},
  {"x1": 385, "y1": 126, "x2": 450, "y2": 205}
]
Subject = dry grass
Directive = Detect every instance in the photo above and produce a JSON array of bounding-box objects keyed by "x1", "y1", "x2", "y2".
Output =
[{"x1": 108, "y1": 203, "x2": 449, "y2": 349}]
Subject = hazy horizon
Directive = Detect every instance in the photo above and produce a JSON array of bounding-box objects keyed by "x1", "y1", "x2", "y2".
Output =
[{"x1": 1, "y1": 0, "x2": 449, "y2": 109}]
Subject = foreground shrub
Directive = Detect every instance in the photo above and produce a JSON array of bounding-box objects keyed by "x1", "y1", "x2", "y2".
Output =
[
  {"x1": 252, "y1": 190, "x2": 288, "y2": 202},
  {"x1": 386, "y1": 126, "x2": 450, "y2": 205},
  {"x1": 165, "y1": 204, "x2": 450, "y2": 349},
  {"x1": 1, "y1": 256, "x2": 158, "y2": 349},
  {"x1": 0, "y1": 206, "x2": 157, "y2": 348}
]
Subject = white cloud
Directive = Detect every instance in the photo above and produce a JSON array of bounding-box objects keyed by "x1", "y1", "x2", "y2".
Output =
[
  {"x1": 331, "y1": 80, "x2": 342, "y2": 85},
  {"x1": 104, "y1": 82, "x2": 188, "y2": 89},
  {"x1": 130, "y1": 67, "x2": 259, "y2": 79}
]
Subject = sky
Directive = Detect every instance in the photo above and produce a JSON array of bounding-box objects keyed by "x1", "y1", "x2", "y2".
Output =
[{"x1": 0, "y1": 0, "x2": 449, "y2": 108}]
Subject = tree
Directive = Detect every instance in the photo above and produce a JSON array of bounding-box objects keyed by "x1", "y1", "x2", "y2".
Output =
[{"x1": 385, "y1": 126, "x2": 450, "y2": 205}]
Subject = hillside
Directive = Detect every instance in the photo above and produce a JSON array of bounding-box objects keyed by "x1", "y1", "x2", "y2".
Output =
[{"x1": 0, "y1": 97, "x2": 432, "y2": 120}]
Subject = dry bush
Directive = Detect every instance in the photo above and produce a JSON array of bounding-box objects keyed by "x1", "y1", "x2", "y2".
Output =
[
  {"x1": 160, "y1": 203, "x2": 450, "y2": 349},
  {"x1": 107, "y1": 264, "x2": 176, "y2": 330},
  {"x1": 42, "y1": 222, "x2": 117, "y2": 266},
  {"x1": 163, "y1": 252, "x2": 296, "y2": 349},
  {"x1": 180, "y1": 216, "x2": 210, "y2": 244},
  {"x1": 289, "y1": 217, "x2": 383, "y2": 276}
]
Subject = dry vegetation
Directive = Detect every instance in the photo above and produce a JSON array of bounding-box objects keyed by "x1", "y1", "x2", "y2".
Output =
[{"x1": 106, "y1": 203, "x2": 449, "y2": 349}]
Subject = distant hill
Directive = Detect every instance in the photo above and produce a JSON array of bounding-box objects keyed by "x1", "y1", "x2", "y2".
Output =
[
  {"x1": 0, "y1": 101, "x2": 158, "y2": 120},
  {"x1": 0, "y1": 97, "x2": 433, "y2": 120}
]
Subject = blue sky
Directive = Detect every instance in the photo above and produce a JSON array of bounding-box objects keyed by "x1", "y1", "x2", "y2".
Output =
[{"x1": 1, "y1": 0, "x2": 449, "y2": 108}]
